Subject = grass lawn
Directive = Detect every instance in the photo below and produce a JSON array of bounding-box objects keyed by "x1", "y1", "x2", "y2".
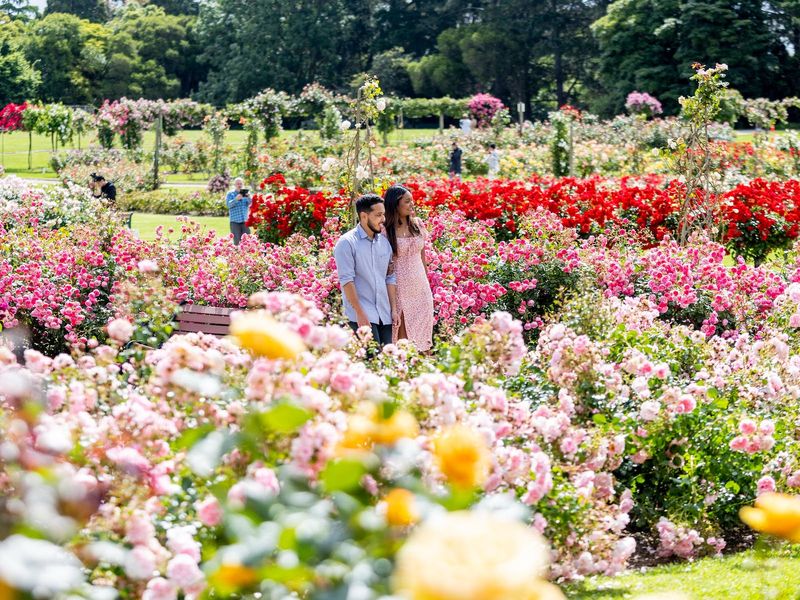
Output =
[
  {"x1": 566, "y1": 545, "x2": 800, "y2": 599},
  {"x1": 130, "y1": 212, "x2": 230, "y2": 242},
  {"x1": 0, "y1": 127, "x2": 440, "y2": 180}
]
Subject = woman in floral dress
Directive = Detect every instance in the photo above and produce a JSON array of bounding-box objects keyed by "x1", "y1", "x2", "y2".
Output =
[{"x1": 383, "y1": 185, "x2": 434, "y2": 351}]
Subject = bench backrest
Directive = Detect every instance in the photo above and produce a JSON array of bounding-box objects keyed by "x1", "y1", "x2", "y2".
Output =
[{"x1": 176, "y1": 305, "x2": 235, "y2": 336}]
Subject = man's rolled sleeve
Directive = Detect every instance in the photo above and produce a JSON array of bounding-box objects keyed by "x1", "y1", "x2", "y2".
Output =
[{"x1": 334, "y1": 239, "x2": 355, "y2": 286}]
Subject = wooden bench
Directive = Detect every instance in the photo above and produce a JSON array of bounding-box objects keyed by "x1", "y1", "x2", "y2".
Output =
[{"x1": 175, "y1": 305, "x2": 235, "y2": 337}]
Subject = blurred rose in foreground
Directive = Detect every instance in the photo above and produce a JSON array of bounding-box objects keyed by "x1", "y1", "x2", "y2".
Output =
[
  {"x1": 393, "y1": 511, "x2": 563, "y2": 600},
  {"x1": 230, "y1": 310, "x2": 306, "y2": 359},
  {"x1": 740, "y1": 492, "x2": 800, "y2": 542}
]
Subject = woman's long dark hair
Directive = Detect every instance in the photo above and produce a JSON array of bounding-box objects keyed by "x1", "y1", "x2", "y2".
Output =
[{"x1": 383, "y1": 185, "x2": 420, "y2": 255}]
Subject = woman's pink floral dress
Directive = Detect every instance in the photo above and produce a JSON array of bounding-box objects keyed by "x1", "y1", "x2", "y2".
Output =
[{"x1": 392, "y1": 222, "x2": 434, "y2": 351}]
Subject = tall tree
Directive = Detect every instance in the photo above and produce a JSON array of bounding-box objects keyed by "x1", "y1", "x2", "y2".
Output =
[
  {"x1": 24, "y1": 12, "x2": 108, "y2": 103},
  {"x1": 0, "y1": 14, "x2": 40, "y2": 103},
  {"x1": 45, "y1": 0, "x2": 109, "y2": 22},
  {"x1": 144, "y1": 0, "x2": 199, "y2": 15},
  {"x1": 406, "y1": 0, "x2": 604, "y2": 110},
  {"x1": 108, "y1": 4, "x2": 204, "y2": 98},
  {"x1": 593, "y1": 0, "x2": 791, "y2": 115},
  {"x1": 196, "y1": 0, "x2": 374, "y2": 104},
  {"x1": 0, "y1": 1, "x2": 37, "y2": 20},
  {"x1": 371, "y1": 0, "x2": 467, "y2": 57}
]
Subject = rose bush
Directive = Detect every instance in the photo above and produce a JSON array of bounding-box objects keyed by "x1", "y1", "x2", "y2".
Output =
[{"x1": 3, "y1": 174, "x2": 800, "y2": 598}]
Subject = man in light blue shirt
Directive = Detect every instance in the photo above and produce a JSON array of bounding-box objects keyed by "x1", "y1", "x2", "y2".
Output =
[
  {"x1": 225, "y1": 177, "x2": 251, "y2": 245},
  {"x1": 333, "y1": 194, "x2": 398, "y2": 346}
]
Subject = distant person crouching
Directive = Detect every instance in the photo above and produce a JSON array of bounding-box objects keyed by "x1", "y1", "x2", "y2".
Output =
[{"x1": 90, "y1": 173, "x2": 116, "y2": 205}]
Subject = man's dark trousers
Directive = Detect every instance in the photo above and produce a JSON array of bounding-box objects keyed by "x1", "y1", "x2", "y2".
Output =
[{"x1": 349, "y1": 322, "x2": 393, "y2": 346}]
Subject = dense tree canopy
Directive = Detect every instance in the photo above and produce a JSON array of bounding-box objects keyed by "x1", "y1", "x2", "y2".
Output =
[
  {"x1": 2, "y1": 0, "x2": 800, "y2": 114},
  {"x1": 592, "y1": 0, "x2": 794, "y2": 114}
]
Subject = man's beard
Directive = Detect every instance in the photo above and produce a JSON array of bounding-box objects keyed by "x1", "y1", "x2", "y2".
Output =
[{"x1": 368, "y1": 223, "x2": 382, "y2": 235}]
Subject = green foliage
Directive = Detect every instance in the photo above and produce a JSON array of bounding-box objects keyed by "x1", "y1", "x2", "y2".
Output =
[
  {"x1": 357, "y1": 47, "x2": 414, "y2": 97},
  {"x1": 23, "y1": 12, "x2": 108, "y2": 104},
  {"x1": 195, "y1": 0, "x2": 373, "y2": 104},
  {"x1": 45, "y1": 0, "x2": 109, "y2": 22},
  {"x1": 671, "y1": 63, "x2": 730, "y2": 241},
  {"x1": 318, "y1": 104, "x2": 344, "y2": 141},
  {"x1": 118, "y1": 188, "x2": 227, "y2": 216},
  {"x1": 203, "y1": 110, "x2": 229, "y2": 174},
  {"x1": 0, "y1": 15, "x2": 40, "y2": 103},
  {"x1": 407, "y1": 28, "x2": 476, "y2": 98},
  {"x1": 397, "y1": 96, "x2": 469, "y2": 119},
  {"x1": 592, "y1": 0, "x2": 792, "y2": 116},
  {"x1": 550, "y1": 112, "x2": 570, "y2": 177},
  {"x1": 491, "y1": 106, "x2": 511, "y2": 137},
  {"x1": 106, "y1": 4, "x2": 198, "y2": 99}
]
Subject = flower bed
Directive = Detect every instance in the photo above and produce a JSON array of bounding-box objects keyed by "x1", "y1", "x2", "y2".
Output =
[
  {"x1": 246, "y1": 174, "x2": 800, "y2": 264},
  {"x1": 3, "y1": 178, "x2": 800, "y2": 598}
]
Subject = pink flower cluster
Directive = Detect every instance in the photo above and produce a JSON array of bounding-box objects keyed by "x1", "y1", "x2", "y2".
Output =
[
  {"x1": 468, "y1": 93, "x2": 505, "y2": 126},
  {"x1": 656, "y1": 518, "x2": 724, "y2": 559},
  {"x1": 625, "y1": 91, "x2": 663, "y2": 117},
  {"x1": 729, "y1": 418, "x2": 776, "y2": 453}
]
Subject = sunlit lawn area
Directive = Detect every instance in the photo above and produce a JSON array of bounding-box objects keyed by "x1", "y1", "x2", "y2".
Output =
[
  {"x1": 567, "y1": 545, "x2": 800, "y2": 599},
  {"x1": 130, "y1": 212, "x2": 230, "y2": 242},
  {"x1": 0, "y1": 127, "x2": 441, "y2": 180}
]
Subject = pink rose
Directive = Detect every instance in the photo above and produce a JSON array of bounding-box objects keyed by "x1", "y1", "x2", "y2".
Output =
[
  {"x1": 227, "y1": 481, "x2": 247, "y2": 508},
  {"x1": 196, "y1": 496, "x2": 223, "y2": 527},
  {"x1": 166, "y1": 554, "x2": 204, "y2": 588},
  {"x1": 560, "y1": 436, "x2": 578, "y2": 456},
  {"x1": 758, "y1": 436, "x2": 775, "y2": 452},
  {"x1": 329, "y1": 371, "x2": 354, "y2": 393},
  {"x1": 787, "y1": 470, "x2": 800, "y2": 488},
  {"x1": 253, "y1": 467, "x2": 280, "y2": 496},
  {"x1": 738, "y1": 418, "x2": 757, "y2": 435},
  {"x1": 757, "y1": 475, "x2": 777, "y2": 495},
  {"x1": 107, "y1": 446, "x2": 151, "y2": 477},
  {"x1": 758, "y1": 420, "x2": 775, "y2": 436},
  {"x1": 107, "y1": 318, "x2": 134, "y2": 343},
  {"x1": 674, "y1": 395, "x2": 696, "y2": 414},
  {"x1": 639, "y1": 400, "x2": 660, "y2": 422},
  {"x1": 653, "y1": 363, "x2": 671, "y2": 379},
  {"x1": 138, "y1": 259, "x2": 159, "y2": 273},
  {"x1": 729, "y1": 435, "x2": 748, "y2": 452},
  {"x1": 143, "y1": 578, "x2": 178, "y2": 600},
  {"x1": 126, "y1": 511, "x2": 155, "y2": 545},
  {"x1": 125, "y1": 545, "x2": 156, "y2": 580},
  {"x1": 532, "y1": 513, "x2": 548, "y2": 534},
  {"x1": 166, "y1": 526, "x2": 201, "y2": 562}
]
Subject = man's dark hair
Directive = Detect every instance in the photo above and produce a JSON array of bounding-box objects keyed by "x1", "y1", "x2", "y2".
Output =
[
  {"x1": 91, "y1": 173, "x2": 105, "y2": 182},
  {"x1": 355, "y1": 193, "x2": 383, "y2": 216},
  {"x1": 490, "y1": 143, "x2": 496, "y2": 149}
]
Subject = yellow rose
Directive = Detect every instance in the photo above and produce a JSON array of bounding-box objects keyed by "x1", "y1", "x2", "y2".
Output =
[
  {"x1": 211, "y1": 564, "x2": 259, "y2": 587},
  {"x1": 0, "y1": 579, "x2": 15, "y2": 600},
  {"x1": 384, "y1": 488, "x2": 420, "y2": 527},
  {"x1": 338, "y1": 413, "x2": 378, "y2": 451},
  {"x1": 432, "y1": 425, "x2": 491, "y2": 489},
  {"x1": 740, "y1": 492, "x2": 800, "y2": 542},
  {"x1": 393, "y1": 511, "x2": 559, "y2": 600},
  {"x1": 229, "y1": 311, "x2": 306, "y2": 359},
  {"x1": 375, "y1": 409, "x2": 420, "y2": 445}
]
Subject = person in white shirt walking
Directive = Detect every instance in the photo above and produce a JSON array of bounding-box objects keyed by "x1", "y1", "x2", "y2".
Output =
[{"x1": 486, "y1": 143, "x2": 500, "y2": 178}]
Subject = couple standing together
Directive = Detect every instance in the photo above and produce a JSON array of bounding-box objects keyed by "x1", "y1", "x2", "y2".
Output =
[{"x1": 333, "y1": 185, "x2": 434, "y2": 351}]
